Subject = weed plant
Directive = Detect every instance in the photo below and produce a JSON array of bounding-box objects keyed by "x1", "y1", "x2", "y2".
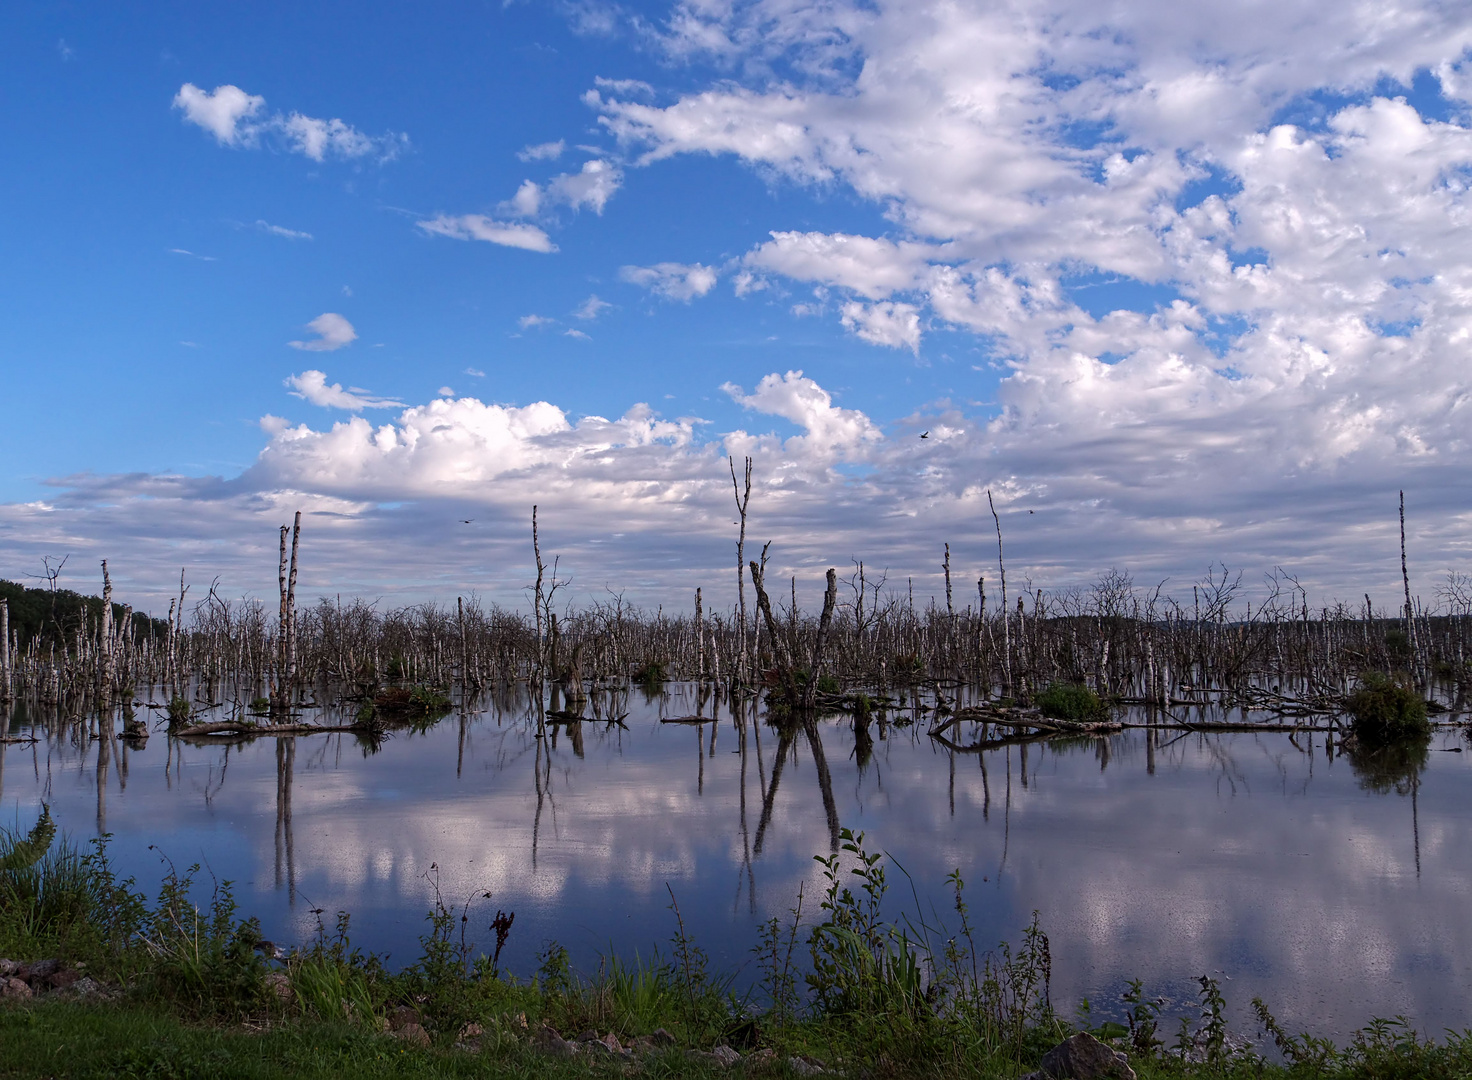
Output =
[
  {"x1": 1035, "y1": 681, "x2": 1110, "y2": 721},
  {"x1": 1347, "y1": 672, "x2": 1430, "y2": 744}
]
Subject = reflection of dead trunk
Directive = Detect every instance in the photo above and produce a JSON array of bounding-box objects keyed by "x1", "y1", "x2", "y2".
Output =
[
  {"x1": 804, "y1": 718, "x2": 842, "y2": 853},
  {"x1": 275, "y1": 738, "x2": 296, "y2": 903},
  {"x1": 753, "y1": 733, "x2": 792, "y2": 857}
]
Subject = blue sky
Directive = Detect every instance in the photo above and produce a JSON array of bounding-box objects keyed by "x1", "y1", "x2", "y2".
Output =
[
  {"x1": 0, "y1": 1, "x2": 962, "y2": 497},
  {"x1": 3, "y1": 1, "x2": 1472, "y2": 610}
]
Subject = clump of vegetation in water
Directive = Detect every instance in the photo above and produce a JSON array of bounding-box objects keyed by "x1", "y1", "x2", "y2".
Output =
[
  {"x1": 164, "y1": 696, "x2": 193, "y2": 730},
  {"x1": 632, "y1": 660, "x2": 668, "y2": 691},
  {"x1": 1034, "y1": 681, "x2": 1109, "y2": 722},
  {"x1": 1347, "y1": 672, "x2": 1429, "y2": 744},
  {"x1": 368, "y1": 684, "x2": 451, "y2": 722}
]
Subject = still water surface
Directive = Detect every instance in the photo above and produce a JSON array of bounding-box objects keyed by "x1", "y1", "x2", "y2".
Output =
[{"x1": 3, "y1": 685, "x2": 1468, "y2": 1040}]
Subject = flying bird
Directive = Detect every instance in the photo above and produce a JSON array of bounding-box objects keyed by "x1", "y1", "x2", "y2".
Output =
[
  {"x1": 459, "y1": 519, "x2": 474, "y2": 524},
  {"x1": 920, "y1": 430, "x2": 929, "y2": 439}
]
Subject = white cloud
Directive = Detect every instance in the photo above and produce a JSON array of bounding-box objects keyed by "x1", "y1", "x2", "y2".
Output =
[
  {"x1": 256, "y1": 220, "x2": 313, "y2": 240},
  {"x1": 619, "y1": 261, "x2": 719, "y2": 300},
  {"x1": 284, "y1": 370, "x2": 404, "y2": 410},
  {"x1": 574, "y1": 294, "x2": 613, "y2": 320},
  {"x1": 722, "y1": 370, "x2": 883, "y2": 460},
  {"x1": 439, "y1": 386, "x2": 455, "y2": 397},
  {"x1": 168, "y1": 248, "x2": 216, "y2": 261},
  {"x1": 744, "y1": 232, "x2": 938, "y2": 299},
  {"x1": 288, "y1": 313, "x2": 358, "y2": 353},
  {"x1": 546, "y1": 159, "x2": 623, "y2": 214},
  {"x1": 840, "y1": 300, "x2": 922, "y2": 353},
  {"x1": 595, "y1": 76, "x2": 654, "y2": 98},
  {"x1": 417, "y1": 215, "x2": 557, "y2": 253},
  {"x1": 564, "y1": 328, "x2": 591, "y2": 339},
  {"x1": 173, "y1": 83, "x2": 406, "y2": 162},
  {"x1": 519, "y1": 314, "x2": 555, "y2": 329},
  {"x1": 518, "y1": 140, "x2": 566, "y2": 162},
  {"x1": 464, "y1": 367, "x2": 486, "y2": 377},
  {"x1": 173, "y1": 83, "x2": 264, "y2": 145},
  {"x1": 505, "y1": 180, "x2": 543, "y2": 217}
]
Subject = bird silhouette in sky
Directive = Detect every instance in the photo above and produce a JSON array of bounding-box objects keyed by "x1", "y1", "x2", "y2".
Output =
[
  {"x1": 459, "y1": 519, "x2": 474, "y2": 524},
  {"x1": 920, "y1": 430, "x2": 929, "y2": 439}
]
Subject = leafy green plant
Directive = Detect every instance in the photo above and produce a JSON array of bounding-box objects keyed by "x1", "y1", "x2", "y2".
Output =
[
  {"x1": 1347, "y1": 672, "x2": 1429, "y2": 743},
  {"x1": 1034, "y1": 682, "x2": 1109, "y2": 722}
]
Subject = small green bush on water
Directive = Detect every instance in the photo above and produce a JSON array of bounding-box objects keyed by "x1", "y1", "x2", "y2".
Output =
[
  {"x1": 1035, "y1": 681, "x2": 1108, "y2": 721},
  {"x1": 1347, "y1": 672, "x2": 1429, "y2": 744}
]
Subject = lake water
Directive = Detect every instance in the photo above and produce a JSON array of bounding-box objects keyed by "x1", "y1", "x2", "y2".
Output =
[{"x1": 3, "y1": 684, "x2": 1469, "y2": 1042}]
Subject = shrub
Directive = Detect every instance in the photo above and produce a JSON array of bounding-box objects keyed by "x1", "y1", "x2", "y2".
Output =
[
  {"x1": 1347, "y1": 672, "x2": 1429, "y2": 744},
  {"x1": 1034, "y1": 682, "x2": 1108, "y2": 722}
]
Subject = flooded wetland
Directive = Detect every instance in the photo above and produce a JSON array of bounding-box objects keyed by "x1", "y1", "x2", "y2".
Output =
[{"x1": 5, "y1": 683, "x2": 1469, "y2": 1043}]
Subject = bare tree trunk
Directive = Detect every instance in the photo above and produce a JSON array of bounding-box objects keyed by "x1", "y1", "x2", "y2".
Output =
[
  {"x1": 731, "y1": 456, "x2": 753, "y2": 686},
  {"x1": 0, "y1": 597, "x2": 10, "y2": 702},
  {"x1": 286, "y1": 511, "x2": 302, "y2": 688},
  {"x1": 695, "y1": 587, "x2": 704, "y2": 682},
  {"x1": 99, "y1": 560, "x2": 114, "y2": 702},
  {"x1": 800, "y1": 569, "x2": 839, "y2": 711},
  {"x1": 988, "y1": 491, "x2": 1011, "y2": 697}
]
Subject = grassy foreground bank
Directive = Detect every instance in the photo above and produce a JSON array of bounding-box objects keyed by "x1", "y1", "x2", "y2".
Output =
[{"x1": 3, "y1": 810, "x2": 1470, "y2": 1080}]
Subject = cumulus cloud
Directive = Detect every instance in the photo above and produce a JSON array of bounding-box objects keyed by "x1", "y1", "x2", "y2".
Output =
[
  {"x1": 284, "y1": 369, "x2": 404, "y2": 410},
  {"x1": 620, "y1": 261, "x2": 719, "y2": 300},
  {"x1": 840, "y1": 301, "x2": 922, "y2": 353},
  {"x1": 417, "y1": 215, "x2": 557, "y2": 253},
  {"x1": 288, "y1": 313, "x2": 358, "y2": 352},
  {"x1": 546, "y1": 159, "x2": 623, "y2": 214},
  {"x1": 173, "y1": 83, "x2": 264, "y2": 145},
  {"x1": 173, "y1": 83, "x2": 406, "y2": 161},
  {"x1": 519, "y1": 314, "x2": 555, "y2": 329},
  {"x1": 723, "y1": 370, "x2": 883, "y2": 460}
]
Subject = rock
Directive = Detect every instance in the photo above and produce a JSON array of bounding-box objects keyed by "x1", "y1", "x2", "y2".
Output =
[
  {"x1": 264, "y1": 972, "x2": 293, "y2": 1003},
  {"x1": 1037, "y1": 1033, "x2": 1137, "y2": 1080},
  {"x1": 534, "y1": 1026, "x2": 580, "y2": 1059},
  {"x1": 744, "y1": 1048, "x2": 778, "y2": 1068},
  {"x1": 65, "y1": 977, "x2": 104, "y2": 999},
  {"x1": 45, "y1": 968, "x2": 80, "y2": 991},
  {"x1": 20, "y1": 958, "x2": 59, "y2": 982},
  {"x1": 0, "y1": 960, "x2": 18, "y2": 978},
  {"x1": 651, "y1": 1028, "x2": 677, "y2": 1047},
  {"x1": 686, "y1": 1050, "x2": 727, "y2": 1068},
  {"x1": 787, "y1": 1056, "x2": 827, "y2": 1076},
  {"x1": 459, "y1": 1022, "x2": 484, "y2": 1040},
  {"x1": 712, "y1": 1045, "x2": 741, "y2": 1067},
  {"x1": 388, "y1": 1005, "x2": 423, "y2": 1032},
  {"x1": 394, "y1": 1022, "x2": 431, "y2": 1049},
  {"x1": 575, "y1": 1029, "x2": 602, "y2": 1044},
  {"x1": 1, "y1": 977, "x2": 32, "y2": 1000}
]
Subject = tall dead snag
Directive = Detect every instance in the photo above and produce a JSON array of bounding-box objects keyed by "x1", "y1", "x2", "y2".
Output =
[
  {"x1": 987, "y1": 490, "x2": 1011, "y2": 697},
  {"x1": 1400, "y1": 490, "x2": 1421, "y2": 681},
  {"x1": 731, "y1": 456, "x2": 753, "y2": 686},
  {"x1": 275, "y1": 511, "x2": 302, "y2": 711},
  {"x1": 0, "y1": 596, "x2": 10, "y2": 702},
  {"x1": 99, "y1": 560, "x2": 114, "y2": 702},
  {"x1": 695, "y1": 587, "x2": 705, "y2": 682},
  {"x1": 532, "y1": 505, "x2": 546, "y2": 695},
  {"x1": 800, "y1": 569, "x2": 839, "y2": 712},
  {"x1": 749, "y1": 554, "x2": 796, "y2": 706}
]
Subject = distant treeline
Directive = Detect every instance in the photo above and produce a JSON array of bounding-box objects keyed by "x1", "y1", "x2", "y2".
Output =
[{"x1": 0, "y1": 580, "x2": 168, "y2": 650}]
